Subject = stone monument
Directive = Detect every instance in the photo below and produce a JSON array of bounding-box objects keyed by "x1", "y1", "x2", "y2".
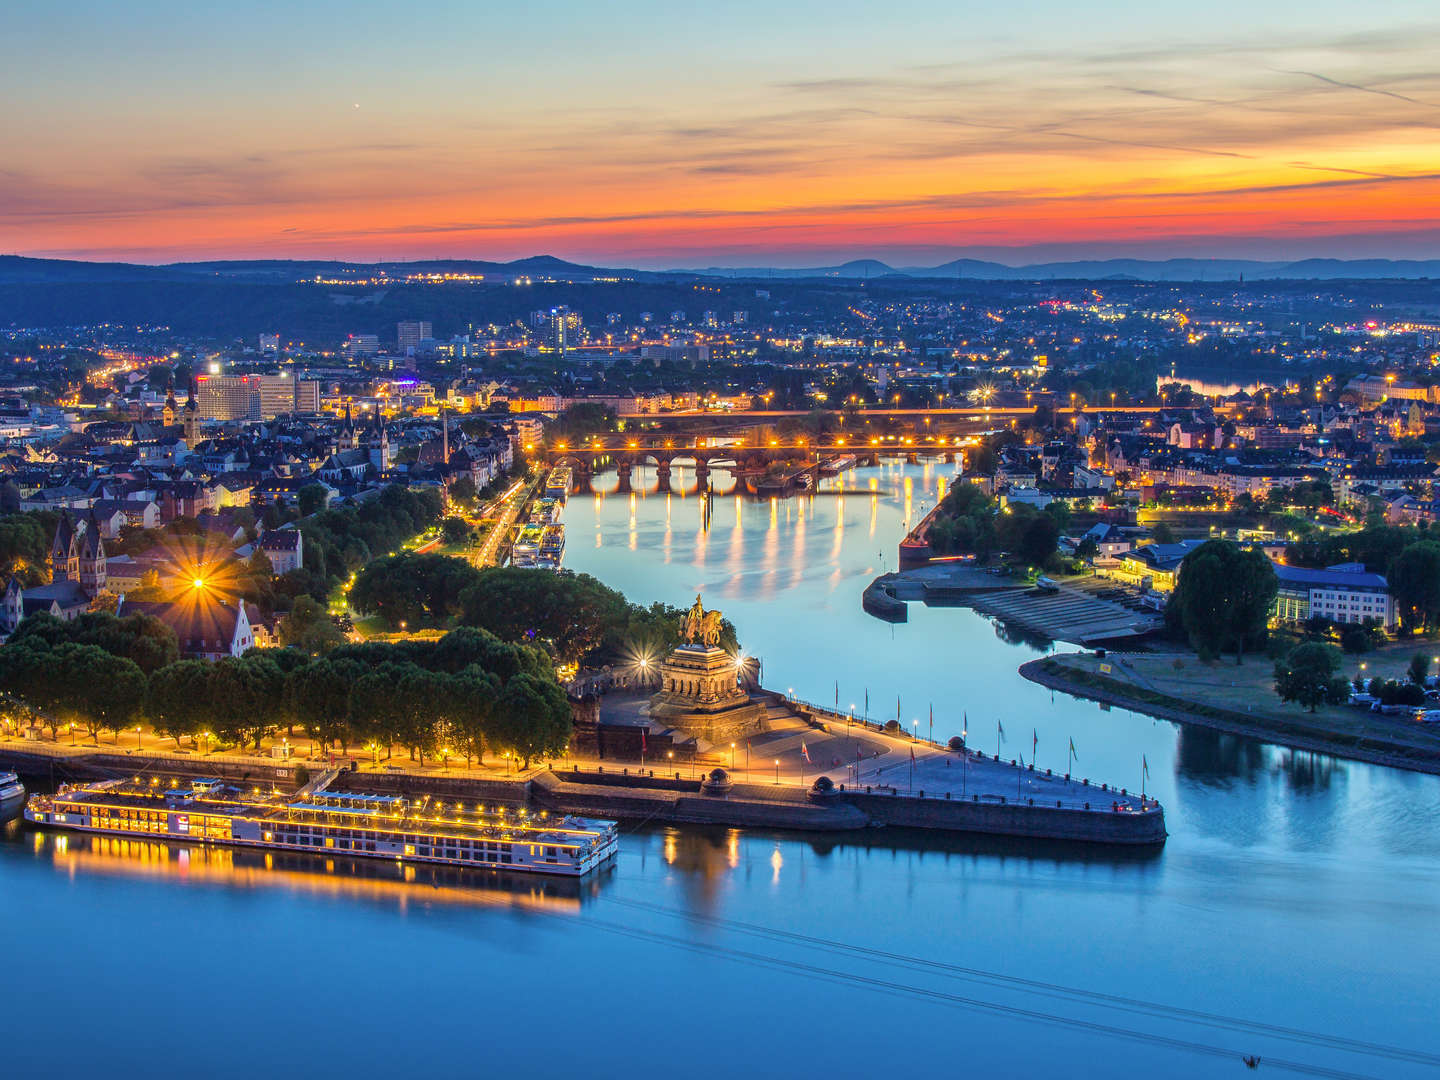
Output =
[{"x1": 649, "y1": 595, "x2": 768, "y2": 741}]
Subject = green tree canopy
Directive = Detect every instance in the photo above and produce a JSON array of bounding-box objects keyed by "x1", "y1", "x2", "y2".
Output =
[
  {"x1": 1274, "y1": 643, "x2": 1349, "y2": 712},
  {"x1": 1171, "y1": 540, "x2": 1278, "y2": 663}
]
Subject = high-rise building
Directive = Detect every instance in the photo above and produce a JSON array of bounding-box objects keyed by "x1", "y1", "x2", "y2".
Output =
[
  {"x1": 259, "y1": 333, "x2": 280, "y2": 354},
  {"x1": 343, "y1": 333, "x2": 381, "y2": 358},
  {"x1": 545, "y1": 307, "x2": 581, "y2": 353},
  {"x1": 195, "y1": 376, "x2": 262, "y2": 421},
  {"x1": 397, "y1": 321, "x2": 432, "y2": 354}
]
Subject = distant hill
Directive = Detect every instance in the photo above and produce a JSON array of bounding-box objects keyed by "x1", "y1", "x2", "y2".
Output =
[
  {"x1": 0, "y1": 255, "x2": 196, "y2": 284},
  {"x1": 3, "y1": 252, "x2": 1438, "y2": 289},
  {"x1": 689, "y1": 256, "x2": 1440, "y2": 282}
]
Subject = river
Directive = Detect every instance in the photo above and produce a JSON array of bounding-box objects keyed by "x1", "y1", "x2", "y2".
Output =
[{"x1": 4, "y1": 460, "x2": 1437, "y2": 1079}]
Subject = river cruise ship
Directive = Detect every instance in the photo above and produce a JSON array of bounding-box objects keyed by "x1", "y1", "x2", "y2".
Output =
[
  {"x1": 0, "y1": 770, "x2": 25, "y2": 817},
  {"x1": 25, "y1": 778, "x2": 619, "y2": 877},
  {"x1": 543, "y1": 466, "x2": 572, "y2": 500}
]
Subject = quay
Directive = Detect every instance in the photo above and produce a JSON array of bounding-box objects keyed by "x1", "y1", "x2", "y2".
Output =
[{"x1": 1, "y1": 714, "x2": 1166, "y2": 847}]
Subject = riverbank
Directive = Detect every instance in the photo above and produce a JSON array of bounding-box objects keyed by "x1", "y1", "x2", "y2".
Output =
[
  {"x1": 1, "y1": 731, "x2": 1167, "y2": 847},
  {"x1": 1021, "y1": 652, "x2": 1440, "y2": 775}
]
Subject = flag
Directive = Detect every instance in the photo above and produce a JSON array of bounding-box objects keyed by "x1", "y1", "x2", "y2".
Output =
[
  {"x1": 909, "y1": 746, "x2": 916, "y2": 764},
  {"x1": 640, "y1": 728, "x2": 647, "y2": 754},
  {"x1": 1142, "y1": 754, "x2": 1150, "y2": 778},
  {"x1": 998, "y1": 720, "x2": 1006, "y2": 742},
  {"x1": 865, "y1": 689, "x2": 869, "y2": 715},
  {"x1": 835, "y1": 680, "x2": 839, "y2": 708},
  {"x1": 896, "y1": 695, "x2": 901, "y2": 722},
  {"x1": 1033, "y1": 729, "x2": 1038, "y2": 758},
  {"x1": 1069, "y1": 737, "x2": 1078, "y2": 763},
  {"x1": 801, "y1": 741, "x2": 812, "y2": 764}
]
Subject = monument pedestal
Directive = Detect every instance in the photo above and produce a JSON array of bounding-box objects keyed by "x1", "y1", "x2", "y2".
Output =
[{"x1": 649, "y1": 645, "x2": 768, "y2": 742}]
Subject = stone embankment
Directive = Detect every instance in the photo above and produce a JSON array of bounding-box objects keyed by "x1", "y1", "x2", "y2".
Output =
[{"x1": 3, "y1": 742, "x2": 1165, "y2": 847}]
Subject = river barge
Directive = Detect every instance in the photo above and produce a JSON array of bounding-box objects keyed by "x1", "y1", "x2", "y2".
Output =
[{"x1": 25, "y1": 777, "x2": 619, "y2": 876}]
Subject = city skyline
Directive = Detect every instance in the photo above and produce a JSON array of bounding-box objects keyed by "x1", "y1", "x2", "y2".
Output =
[{"x1": 5, "y1": 1, "x2": 1440, "y2": 266}]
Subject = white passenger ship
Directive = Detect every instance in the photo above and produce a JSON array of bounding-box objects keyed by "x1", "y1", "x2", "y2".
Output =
[
  {"x1": 0, "y1": 770, "x2": 25, "y2": 817},
  {"x1": 25, "y1": 777, "x2": 618, "y2": 877}
]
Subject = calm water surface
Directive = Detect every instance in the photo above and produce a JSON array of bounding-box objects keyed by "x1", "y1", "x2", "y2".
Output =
[{"x1": 5, "y1": 461, "x2": 1437, "y2": 1079}]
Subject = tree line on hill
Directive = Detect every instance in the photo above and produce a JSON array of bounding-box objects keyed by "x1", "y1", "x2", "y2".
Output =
[{"x1": 0, "y1": 611, "x2": 570, "y2": 766}]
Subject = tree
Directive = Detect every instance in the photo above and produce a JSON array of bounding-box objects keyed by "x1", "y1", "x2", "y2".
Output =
[
  {"x1": 350, "y1": 552, "x2": 484, "y2": 628},
  {"x1": 1151, "y1": 522, "x2": 1177, "y2": 545},
  {"x1": 1409, "y1": 652, "x2": 1431, "y2": 687},
  {"x1": 448, "y1": 476, "x2": 478, "y2": 506},
  {"x1": 1171, "y1": 540, "x2": 1278, "y2": 663},
  {"x1": 297, "y1": 484, "x2": 330, "y2": 517},
  {"x1": 148, "y1": 660, "x2": 212, "y2": 747},
  {"x1": 277, "y1": 596, "x2": 346, "y2": 654},
  {"x1": 441, "y1": 516, "x2": 472, "y2": 545},
  {"x1": 207, "y1": 654, "x2": 284, "y2": 750},
  {"x1": 289, "y1": 658, "x2": 358, "y2": 753},
  {"x1": 457, "y1": 568, "x2": 631, "y2": 666},
  {"x1": 490, "y1": 672, "x2": 572, "y2": 767},
  {"x1": 1019, "y1": 512, "x2": 1061, "y2": 567},
  {"x1": 1274, "y1": 643, "x2": 1349, "y2": 712},
  {"x1": 1388, "y1": 541, "x2": 1440, "y2": 635}
]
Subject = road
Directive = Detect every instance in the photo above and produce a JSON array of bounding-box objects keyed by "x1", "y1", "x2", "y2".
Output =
[{"x1": 472, "y1": 478, "x2": 534, "y2": 567}]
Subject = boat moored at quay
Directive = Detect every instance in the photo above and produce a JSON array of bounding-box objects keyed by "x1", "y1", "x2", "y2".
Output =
[
  {"x1": 24, "y1": 777, "x2": 619, "y2": 877},
  {"x1": 0, "y1": 770, "x2": 25, "y2": 818}
]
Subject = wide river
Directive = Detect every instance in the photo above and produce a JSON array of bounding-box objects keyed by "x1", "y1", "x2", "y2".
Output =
[{"x1": 5, "y1": 461, "x2": 1438, "y2": 1079}]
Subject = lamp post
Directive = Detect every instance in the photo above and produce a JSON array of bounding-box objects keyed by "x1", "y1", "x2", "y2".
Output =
[
  {"x1": 774, "y1": 759, "x2": 780, "y2": 784},
  {"x1": 135, "y1": 726, "x2": 142, "y2": 751}
]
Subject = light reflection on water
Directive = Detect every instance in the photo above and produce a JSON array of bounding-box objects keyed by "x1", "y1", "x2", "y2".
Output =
[{"x1": 6, "y1": 461, "x2": 1440, "y2": 1078}]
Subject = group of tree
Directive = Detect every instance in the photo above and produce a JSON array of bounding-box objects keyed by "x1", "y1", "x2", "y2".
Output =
[
  {"x1": 926, "y1": 482, "x2": 1063, "y2": 568},
  {"x1": 282, "y1": 485, "x2": 444, "y2": 605},
  {"x1": 0, "y1": 613, "x2": 572, "y2": 768},
  {"x1": 346, "y1": 556, "x2": 737, "y2": 668},
  {"x1": 0, "y1": 510, "x2": 61, "y2": 585},
  {"x1": 0, "y1": 611, "x2": 178, "y2": 741},
  {"x1": 350, "y1": 552, "x2": 485, "y2": 627},
  {"x1": 1169, "y1": 540, "x2": 1278, "y2": 663}
]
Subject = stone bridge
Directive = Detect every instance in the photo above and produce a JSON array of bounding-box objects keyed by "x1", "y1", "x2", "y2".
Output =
[{"x1": 540, "y1": 439, "x2": 959, "y2": 494}]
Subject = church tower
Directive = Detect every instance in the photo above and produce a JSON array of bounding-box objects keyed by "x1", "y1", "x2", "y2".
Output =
[
  {"x1": 183, "y1": 379, "x2": 200, "y2": 444},
  {"x1": 51, "y1": 512, "x2": 78, "y2": 582},
  {"x1": 79, "y1": 511, "x2": 107, "y2": 597},
  {"x1": 340, "y1": 403, "x2": 358, "y2": 451},
  {"x1": 163, "y1": 382, "x2": 177, "y2": 427}
]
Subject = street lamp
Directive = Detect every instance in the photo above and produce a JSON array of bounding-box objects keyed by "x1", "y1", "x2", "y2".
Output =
[
  {"x1": 774, "y1": 759, "x2": 781, "y2": 784},
  {"x1": 135, "y1": 726, "x2": 142, "y2": 750}
]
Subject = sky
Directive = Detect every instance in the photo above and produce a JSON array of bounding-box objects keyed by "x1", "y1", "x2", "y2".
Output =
[{"x1": 4, "y1": 0, "x2": 1440, "y2": 267}]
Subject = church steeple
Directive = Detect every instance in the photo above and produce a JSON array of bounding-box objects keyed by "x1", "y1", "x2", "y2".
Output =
[
  {"x1": 163, "y1": 381, "x2": 177, "y2": 427},
  {"x1": 183, "y1": 378, "x2": 200, "y2": 443}
]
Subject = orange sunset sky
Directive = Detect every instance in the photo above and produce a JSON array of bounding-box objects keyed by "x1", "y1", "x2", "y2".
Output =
[{"x1": 5, "y1": 1, "x2": 1440, "y2": 267}]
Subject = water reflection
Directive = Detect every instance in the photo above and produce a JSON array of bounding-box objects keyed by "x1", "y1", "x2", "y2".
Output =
[{"x1": 10, "y1": 822, "x2": 602, "y2": 915}]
